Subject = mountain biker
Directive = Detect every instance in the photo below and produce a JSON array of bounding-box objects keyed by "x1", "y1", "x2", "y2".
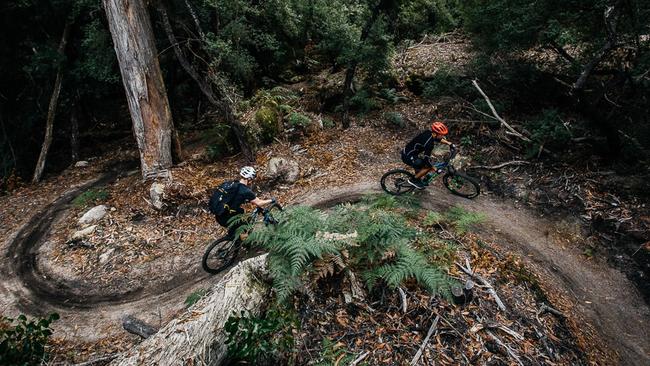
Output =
[
  {"x1": 210, "y1": 166, "x2": 275, "y2": 239},
  {"x1": 401, "y1": 121, "x2": 455, "y2": 189}
]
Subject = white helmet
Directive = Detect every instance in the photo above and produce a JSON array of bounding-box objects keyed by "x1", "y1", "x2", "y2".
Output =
[{"x1": 240, "y1": 166, "x2": 257, "y2": 179}]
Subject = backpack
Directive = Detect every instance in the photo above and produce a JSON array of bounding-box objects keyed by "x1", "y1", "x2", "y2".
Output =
[{"x1": 208, "y1": 181, "x2": 240, "y2": 216}]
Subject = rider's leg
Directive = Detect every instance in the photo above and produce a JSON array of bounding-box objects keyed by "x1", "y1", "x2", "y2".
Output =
[{"x1": 414, "y1": 167, "x2": 431, "y2": 179}]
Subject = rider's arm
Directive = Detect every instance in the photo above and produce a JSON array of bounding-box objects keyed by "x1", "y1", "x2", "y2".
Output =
[
  {"x1": 440, "y1": 138, "x2": 452, "y2": 146},
  {"x1": 251, "y1": 197, "x2": 274, "y2": 207}
]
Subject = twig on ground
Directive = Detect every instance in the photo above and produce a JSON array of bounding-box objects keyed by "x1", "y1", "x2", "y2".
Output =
[
  {"x1": 398, "y1": 287, "x2": 408, "y2": 314},
  {"x1": 468, "y1": 160, "x2": 531, "y2": 170},
  {"x1": 410, "y1": 315, "x2": 440, "y2": 365},
  {"x1": 456, "y1": 262, "x2": 507, "y2": 312},
  {"x1": 349, "y1": 351, "x2": 370, "y2": 366},
  {"x1": 486, "y1": 330, "x2": 524, "y2": 366},
  {"x1": 538, "y1": 303, "x2": 565, "y2": 318}
]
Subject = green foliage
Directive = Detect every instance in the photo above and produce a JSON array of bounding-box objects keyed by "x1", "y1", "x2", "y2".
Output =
[
  {"x1": 314, "y1": 338, "x2": 355, "y2": 366},
  {"x1": 423, "y1": 211, "x2": 444, "y2": 226},
  {"x1": 204, "y1": 123, "x2": 238, "y2": 160},
  {"x1": 383, "y1": 111, "x2": 405, "y2": 128},
  {"x1": 422, "y1": 67, "x2": 474, "y2": 99},
  {"x1": 396, "y1": 0, "x2": 460, "y2": 39},
  {"x1": 184, "y1": 289, "x2": 208, "y2": 308},
  {"x1": 444, "y1": 206, "x2": 485, "y2": 234},
  {"x1": 255, "y1": 106, "x2": 281, "y2": 143},
  {"x1": 460, "y1": 136, "x2": 473, "y2": 147},
  {"x1": 245, "y1": 195, "x2": 455, "y2": 303},
  {"x1": 379, "y1": 88, "x2": 407, "y2": 104},
  {"x1": 225, "y1": 306, "x2": 298, "y2": 364},
  {"x1": 72, "y1": 189, "x2": 108, "y2": 207},
  {"x1": 288, "y1": 112, "x2": 311, "y2": 128},
  {"x1": 321, "y1": 117, "x2": 336, "y2": 129},
  {"x1": 348, "y1": 89, "x2": 379, "y2": 115},
  {"x1": 0, "y1": 313, "x2": 59, "y2": 365},
  {"x1": 364, "y1": 242, "x2": 454, "y2": 298},
  {"x1": 525, "y1": 109, "x2": 572, "y2": 157}
]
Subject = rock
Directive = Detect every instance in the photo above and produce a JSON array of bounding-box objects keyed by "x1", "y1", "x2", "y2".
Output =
[
  {"x1": 79, "y1": 205, "x2": 108, "y2": 224},
  {"x1": 74, "y1": 160, "x2": 89, "y2": 168},
  {"x1": 267, "y1": 157, "x2": 300, "y2": 183},
  {"x1": 71, "y1": 225, "x2": 97, "y2": 241},
  {"x1": 99, "y1": 248, "x2": 115, "y2": 265},
  {"x1": 149, "y1": 182, "x2": 166, "y2": 210}
]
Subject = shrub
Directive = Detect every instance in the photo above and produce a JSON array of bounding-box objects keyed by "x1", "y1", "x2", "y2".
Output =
[
  {"x1": 225, "y1": 307, "x2": 298, "y2": 364},
  {"x1": 0, "y1": 313, "x2": 59, "y2": 365},
  {"x1": 255, "y1": 106, "x2": 281, "y2": 143},
  {"x1": 204, "y1": 123, "x2": 238, "y2": 160},
  {"x1": 288, "y1": 112, "x2": 311, "y2": 128},
  {"x1": 422, "y1": 68, "x2": 474, "y2": 99},
  {"x1": 73, "y1": 189, "x2": 109, "y2": 207},
  {"x1": 244, "y1": 195, "x2": 456, "y2": 303},
  {"x1": 525, "y1": 109, "x2": 571, "y2": 157},
  {"x1": 379, "y1": 88, "x2": 407, "y2": 104},
  {"x1": 384, "y1": 111, "x2": 405, "y2": 128},
  {"x1": 348, "y1": 89, "x2": 379, "y2": 115},
  {"x1": 321, "y1": 117, "x2": 335, "y2": 129}
]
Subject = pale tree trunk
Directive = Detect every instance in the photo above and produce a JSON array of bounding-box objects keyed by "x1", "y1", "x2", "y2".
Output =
[
  {"x1": 103, "y1": 0, "x2": 174, "y2": 179},
  {"x1": 110, "y1": 254, "x2": 270, "y2": 366},
  {"x1": 32, "y1": 22, "x2": 71, "y2": 183}
]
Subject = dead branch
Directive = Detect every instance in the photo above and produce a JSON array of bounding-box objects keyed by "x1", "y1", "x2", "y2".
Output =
[
  {"x1": 398, "y1": 287, "x2": 408, "y2": 314},
  {"x1": 468, "y1": 160, "x2": 530, "y2": 170},
  {"x1": 410, "y1": 315, "x2": 440, "y2": 365},
  {"x1": 349, "y1": 351, "x2": 370, "y2": 366},
  {"x1": 486, "y1": 330, "x2": 524, "y2": 366},
  {"x1": 456, "y1": 262, "x2": 507, "y2": 312},
  {"x1": 538, "y1": 303, "x2": 565, "y2": 318},
  {"x1": 471, "y1": 80, "x2": 530, "y2": 143}
]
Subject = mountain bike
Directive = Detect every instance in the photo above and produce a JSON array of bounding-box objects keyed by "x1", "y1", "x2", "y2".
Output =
[
  {"x1": 380, "y1": 147, "x2": 480, "y2": 198},
  {"x1": 202, "y1": 201, "x2": 282, "y2": 274}
]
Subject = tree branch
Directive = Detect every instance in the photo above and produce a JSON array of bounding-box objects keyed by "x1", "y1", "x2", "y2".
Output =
[{"x1": 471, "y1": 80, "x2": 530, "y2": 142}]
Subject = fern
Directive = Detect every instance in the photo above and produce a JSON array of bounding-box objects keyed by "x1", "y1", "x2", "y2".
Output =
[
  {"x1": 445, "y1": 206, "x2": 486, "y2": 234},
  {"x1": 364, "y1": 242, "x2": 455, "y2": 298}
]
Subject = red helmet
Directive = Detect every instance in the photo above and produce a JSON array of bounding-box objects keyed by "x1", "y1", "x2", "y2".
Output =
[{"x1": 431, "y1": 121, "x2": 448, "y2": 135}]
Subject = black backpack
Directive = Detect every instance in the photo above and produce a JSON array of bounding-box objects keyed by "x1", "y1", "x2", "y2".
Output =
[{"x1": 208, "y1": 181, "x2": 240, "y2": 216}]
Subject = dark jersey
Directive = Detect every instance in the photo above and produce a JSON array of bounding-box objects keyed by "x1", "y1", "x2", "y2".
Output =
[
  {"x1": 229, "y1": 183, "x2": 257, "y2": 215},
  {"x1": 402, "y1": 131, "x2": 440, "y2": 158}
]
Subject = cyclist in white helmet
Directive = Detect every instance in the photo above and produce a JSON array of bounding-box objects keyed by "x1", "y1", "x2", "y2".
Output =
[{"x1": 209, "y1": 166, "x2": 275, "y2": 239}]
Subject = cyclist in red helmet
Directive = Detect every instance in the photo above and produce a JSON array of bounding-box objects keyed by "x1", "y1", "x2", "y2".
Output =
[{"x1": 401, "y1": 121, "x2": 455, "y2": 189}]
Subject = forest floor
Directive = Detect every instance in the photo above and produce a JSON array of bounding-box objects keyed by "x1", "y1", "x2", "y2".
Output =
[{"x1": 1, "y1": 36, "x2": 648, "y2": 364}]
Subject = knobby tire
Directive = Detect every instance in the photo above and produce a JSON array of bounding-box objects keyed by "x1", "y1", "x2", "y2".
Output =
[{"x1": 202, "y1": 236, "x2": 239, "y2": 274}]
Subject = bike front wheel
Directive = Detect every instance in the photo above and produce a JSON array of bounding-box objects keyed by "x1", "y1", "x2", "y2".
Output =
[
  {"x1": 202, "y1": 237, "x2": 239, "y2": 274},
  {"x1": 443, "y1": 172, "x2": 480, "y2": 199},
  {"x1": 380, "y1": 169, "x2": 416, "y2": 196}
]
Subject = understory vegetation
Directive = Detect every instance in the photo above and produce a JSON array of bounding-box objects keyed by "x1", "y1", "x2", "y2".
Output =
[
  {"x1": 225, "y1": 194, "x2": 486, "y2": 364},
  {"x1": 0, "y1": 313, "x2": 59, "y2": 365}
]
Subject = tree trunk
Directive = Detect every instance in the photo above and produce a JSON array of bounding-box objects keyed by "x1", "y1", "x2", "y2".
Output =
[
  {"x1": 157, "y1": 4, "x2": 253, "y2": 161},
  {"x1": 33, "y1": 22, "x2": 71, "y2": 183},
  {"x1": 341, "y1": 0, "x2": 387, "y2": 129},
  {"x1": 103, "y1": 0, "x2": 174, "y2": 179},
  {"x1": 70, "y1": 94, "x2": 80, "y2": 163},
  {"x1": 110, "y1": 254, "x2": 270, "y2": 366}
]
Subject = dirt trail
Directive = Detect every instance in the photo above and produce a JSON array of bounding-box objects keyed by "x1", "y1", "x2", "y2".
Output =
[
  {"x1": 1, "y1": 180, "x2": 648, "y2": 364},
  {"x1": 298, "y1": 182, "x2": 650, "y2": 366}
]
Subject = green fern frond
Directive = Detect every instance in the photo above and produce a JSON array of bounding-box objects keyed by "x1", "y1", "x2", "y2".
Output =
[{"x1": 445, "y1": 206, "x2": 486, "y2": 234}]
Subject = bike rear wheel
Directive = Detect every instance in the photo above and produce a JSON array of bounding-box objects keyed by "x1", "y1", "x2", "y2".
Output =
[
  {"x1": 202, "y1": 237, "x2": 240, "y2": 274},
  {"x1": 443, "y1": 172, "x2": 480, "y2": 199},
  {"x1": 380, "y1": 169, "x2": 416, "y2": 196}
]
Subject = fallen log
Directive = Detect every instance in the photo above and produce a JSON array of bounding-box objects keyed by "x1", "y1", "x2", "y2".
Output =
[
  {"x1": 110, "y1": 254, "x2": 270, "y2": 366},
  {"x1": 468, "y1": 161, "x2": 531, "y2": 171}
]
